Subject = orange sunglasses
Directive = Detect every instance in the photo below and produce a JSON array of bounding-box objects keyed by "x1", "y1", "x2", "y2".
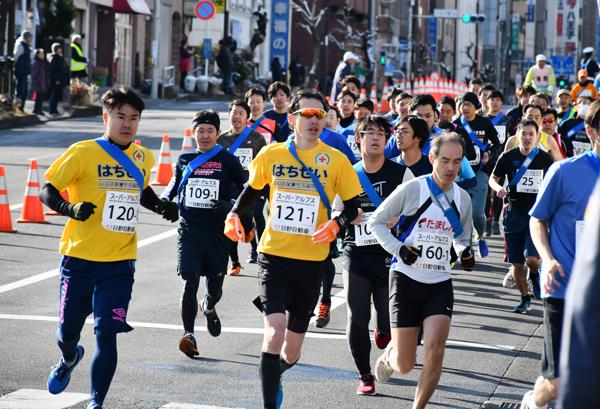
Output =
[{"x1": 292, "y1": 108, "x2": 327, "y2": 119}]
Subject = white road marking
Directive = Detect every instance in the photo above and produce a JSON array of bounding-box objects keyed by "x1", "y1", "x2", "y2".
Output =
[
  {"x1": 28, "y1": 153, "x2": 61, "y2": 161},
  {"x1": 0, "y1": 389, "x2": 88, "y2": 408},
  {"x1": 0, "y1": 313, "x2": 515, "y2": 350},
  {"x1": 161, "y1": 403, "x2": 244, "y2": 409},
  {"x1": 0, "y1": 228, "x2": 177, "y2": 295}
]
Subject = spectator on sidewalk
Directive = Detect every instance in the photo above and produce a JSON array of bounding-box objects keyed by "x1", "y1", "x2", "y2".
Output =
[
  {"x1": 216, "y1": 38, "x2": 234, "y2": 95},
  {"x1": 179, "y1": 38, "x2": 193, "y2": 90},
  {"x1": 70, "y1": 34, "x2": 88, "y2": 81},
  {"x1": 570, "y1": 69, "x2": 598, "y2": 101},
  {"x1": 270, "y1": 57, "x2": 283, "y2": 83},
  {"x1": 31, "y1": 48, "x2": 48, "y2": 115},
  {"x1": 331, "y1": 51, "x2": 360, "y2": 101},
  {"x1": 48, "y1": 43, "x2": 70, "y2": 116},
  {"x1": 13, "y1": 30, "x2": 33, "y2": 112}
]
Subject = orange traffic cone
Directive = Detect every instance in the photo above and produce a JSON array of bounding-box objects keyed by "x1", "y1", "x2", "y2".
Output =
[
  {"x1": 181, "y1": 128, "x2": 194, "y2": 151},
  {"x1": 17, "y1": 160, "x2": 47, "y2": 223},
  {"x1": 152, "y1": 134, "x2": 174, "y2": 186},
  {"x1": 380, "y1": 82, "x2": 390, "y2": 113},
  {"x1": 369, "y1": 85, "x2": 379, "y2": 112},
  {"x1": 45, "y1": 189, "x2": 69, "y2": 216},
  {"x1": 134, "y1": 139, "x2": 142, "y2": 146},
  {"x1": 0, "y1": 166, "x2": 16, "y2": 232}
]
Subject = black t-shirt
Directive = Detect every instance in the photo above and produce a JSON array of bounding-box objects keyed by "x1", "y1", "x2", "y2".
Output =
[
  {"x1": 454, "y1": 115, "x2": 500, "y2": 174},
  {"x1": 558, "y1": 117, "x2": 592, "y2": 156},
  {"x1": 264, "y1": 109, "x2": 291, "y2": 142},
  {"x1": 340, "y1": 116, "x2": 355, "y2": 129},
  {"x1": 396, "y1": 154, "x2": 432, "y2": 177},
  {"x1": 492, "y1": 147, "x2": 553, "y2": 214},
  {"x1": 344, "y1": 159, "x2": 409, "y2": 255},
  {"x1": 437, "y1": 121, "x2": 477, "y2": 163},
  {"x1": 506, "y1": 105, "x2": 523, "y2": 136},
  {"x1": 163, "y1": 149, "x2": 246, "y2": 227}
]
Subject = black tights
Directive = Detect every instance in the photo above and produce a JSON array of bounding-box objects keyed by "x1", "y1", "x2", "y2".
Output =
[{"x1": 180, "y1": 273, "x2": 224, "y2": 333}]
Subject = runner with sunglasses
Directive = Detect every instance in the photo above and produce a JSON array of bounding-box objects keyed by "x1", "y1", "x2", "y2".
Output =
[
  {"x1": 368, "y1": 132, "x2": 474, "y2": 409},
  {"x1": 225, "y1": 90, "x2": 362, "y2": 409},
  {"x1": 339, "y1": 115, "x2": 414, "y2": 395},
  {"x1": 541, "y1": 109, "x2": 571, "y2": 159}
]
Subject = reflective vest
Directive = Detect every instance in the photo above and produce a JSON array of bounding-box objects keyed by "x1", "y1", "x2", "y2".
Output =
[{"x1": 70, "y1": 43, "x2": 86, "y2": 73}]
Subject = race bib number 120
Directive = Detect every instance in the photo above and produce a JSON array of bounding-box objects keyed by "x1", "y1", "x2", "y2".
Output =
[
  {"x1": 271, "y1": 190, "x2": 319, "y2": 236},
  {"x1": 102, "y1": 191, "x2": 140, "y2": 233}
]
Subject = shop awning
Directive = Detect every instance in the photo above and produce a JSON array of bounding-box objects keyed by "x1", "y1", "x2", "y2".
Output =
[{"x1": 113, "y1": 0, "x2": 151, "y2": 15}]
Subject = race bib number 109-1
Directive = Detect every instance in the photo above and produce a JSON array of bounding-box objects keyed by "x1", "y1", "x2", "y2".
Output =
[
  {"x1": 271, "y1": 190, "x2": 319, "y2": 236},
  {"x1": 102, "y1": 191, "x2": 140, "y2": 233},
  {"x1": 185, "y1": 178, "x2": 219, "y2": 208}
]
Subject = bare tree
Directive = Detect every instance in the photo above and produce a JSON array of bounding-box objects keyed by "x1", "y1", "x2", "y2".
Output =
[{"x1": 291, "y1": 0, "x2": 327, "y2": 82}]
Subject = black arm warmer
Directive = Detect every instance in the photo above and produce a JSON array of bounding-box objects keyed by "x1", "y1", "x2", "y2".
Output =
[
  {"x1": 39, "y1": 183, "x2": 71, "y2": 216},
  {"x1": 231, "y1": 185, "x2": 262, "y2": 215},
  {"x1": 334, "y1": 196, "x2": 360, "y2": 227},
  {"x1": 140, "y1": 186, "x2": 164, "y2": 213}
]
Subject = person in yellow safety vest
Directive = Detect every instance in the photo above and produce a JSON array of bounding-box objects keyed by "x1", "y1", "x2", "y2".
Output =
[
  {"x1": 70, "y1": 34, "x2": 88, "y2": 80},
  {"x1": 524, "y1": 54, "x2": 556, "y2": 96}
]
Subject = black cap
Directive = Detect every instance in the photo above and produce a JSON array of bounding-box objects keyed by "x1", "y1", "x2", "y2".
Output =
[{"x1": 459, "y1": 92, "x2": 481, "y2": 110}]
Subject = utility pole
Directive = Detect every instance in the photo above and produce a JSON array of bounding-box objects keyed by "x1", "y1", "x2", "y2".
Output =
[
  {"x1": 370, "y1": 0, "x2": 376, "y2": 88},
  {"x1": 151, "y1": 0, "x2": 161, "y2": 99},
  {"x1": 407, "y1": 0, "x2": 414, "y2": 85},
  {"x1": 223, "y1": 0, "x2": 229, "y2": 38}
]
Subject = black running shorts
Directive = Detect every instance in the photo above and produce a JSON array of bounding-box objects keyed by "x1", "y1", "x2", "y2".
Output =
[
  {"x1": 389, "y1": 270, "x2": 453, "y2": 328},
  {"x1": 258, "y1": 253, "x2": 325, "y2": 333},
  {"x1": 541, "y1": 297, "x2": 564, "y2": 379}
]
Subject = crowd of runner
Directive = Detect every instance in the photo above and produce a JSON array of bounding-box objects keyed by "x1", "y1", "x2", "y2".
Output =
[{"x1": 37, "y1": 70, "x2": 600, "y2": 409}]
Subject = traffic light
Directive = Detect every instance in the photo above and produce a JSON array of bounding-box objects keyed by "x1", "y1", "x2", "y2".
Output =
[
  {"x1": 379, "y1": 51, "x2": 387, "y2": 65},
  {"x1": 556, "y1": 76, "x2": 571, "y2": 89},
  {"x1": 462, "y1": 13, "x2": 486, "y2": 23}
]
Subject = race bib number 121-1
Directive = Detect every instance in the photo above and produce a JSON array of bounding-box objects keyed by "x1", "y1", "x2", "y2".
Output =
[{"x1": 271, "y1": 190, "x2": 319, "y2": 236}]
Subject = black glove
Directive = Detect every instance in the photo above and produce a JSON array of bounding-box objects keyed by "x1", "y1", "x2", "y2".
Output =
[
  {"x1": 399, "y1": 245, "x2": 421, "y2": 266},
  {"x1": 67, "y1": 202, "x2": 96, "y2": 221},
  {"x1": 159, "y1": 198, "x2": 179, "y2": 222},
  {"x1": 460, "y1": 247, "x2": 475, "y2": 271},
  {"x1": 211, "y1": 199, "x2": 234, "y2": 218}
]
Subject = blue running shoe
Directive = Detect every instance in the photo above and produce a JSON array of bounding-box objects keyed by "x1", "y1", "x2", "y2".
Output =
[
  {"x1": 513, "y1": 298, "x2": 532, "y2": 314},
  {"x1": 87, "y1": 401, "x2": 102, "y2": 409},
  {"x1": 47, "y1": 345, "x2": 84, "y2": 394},
  {"x1": 276, "y1": 381, "x2": 283, "y2": 408},
  {"x1": 478, "y1": 239, "x2": 489, "y2": 258}
]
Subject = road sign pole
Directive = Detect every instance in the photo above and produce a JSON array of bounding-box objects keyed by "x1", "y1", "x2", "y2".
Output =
[{"x1": 205, "y1": 22, "x2": 209, "y2": 76}]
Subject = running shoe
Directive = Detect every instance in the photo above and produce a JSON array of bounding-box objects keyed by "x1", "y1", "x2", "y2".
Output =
[
  {"x1": 315, "y1": 303, "x2": 331, "y2": 328},
  {"x1": 276, "y1": 381, "x2": 283, "y2": 409},
  {"x1": 520, "y1": 389, "x2": 548, "y2": 409},
  {"x1": 492, "y1": 221, "x2": 500, "y2": 236},
  {"x1": 86, "y1": 402, "x2": 102, "y2": 409},
  {"x1": 246, "y1": 251, "x2": 258, "y2": 264},
  {"x1": 478, "y1": 239, "x2": 489, "y2": 258},
  {"x1": 502, "y1": 269, "x2": 516, "y2": 288},
  {"x1": 374, "y1": 344, "x2": 394, "y2": 383},
  {"x1": 356, "y1": 373, "x2": 376, "y2": 395},
  {"x1": 47, "y1": 345, "x2": 85, "y2": 394},
  {"x1": 513, "y1": 298, "x2": 532, "y2": 314},
  {"x1": 178, "y1": 332, "x2": 199, "y2": 358},
  {"x1": 530, "y1": 270, "x2": 541, "y2": 299},
  {"x1": 228, "y1": 261, "x2": 242, "y2": 276},
  {"x1": 201, "y1": 300, "x2": 222, "y2": 337},
  {"x1": 374, "y1": 328, "x2": 391, "y2": 350}
]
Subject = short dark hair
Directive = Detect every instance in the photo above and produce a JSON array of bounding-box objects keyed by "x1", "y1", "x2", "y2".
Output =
[
  {"x1": 355, "y1": 115, "x2": 392, "y2": 144},
  {"x1": 288, "y1": 89, "x2": 329, "y2": 113},
  {"x1": 267, "y1": 81, "x2": 291, "y2": 99},
  {"x1": 469, "y1": 78, "x2": 483, "y2": 86},
  {"x1": 438, "y1": 95, "x2": 456, "y2": 111},
  {"x1": 584, "y1": 99, "x2": 600, "y2": 130},
  {"x1": 388, "y1": 86, "x2": 401, "y2": 102},
  {"x1": 101, "y1": 87, "x2": 145, "y2": 114},
  {"x1": 340, "y1": 75, "x2": 361, "y2": 90},
  {"x1": 355, "y1": 98, "x2": 374, "y2": 112},
  {"x1": 336, "y1": 89, "x2": 357, "y2": 103},
  {"x1": 517, "y1": 85, "x2": 536, "y2": 98},
  {"x1": 518, "y1": 119, "x2": 539, "y2": 134},
  {"x1": 479, "y1": 84, "x2": 495, "y2": 95},
  {"x1": 489, "y1": 90, "x2": 504, "y2": 102},
  {"x1": 244, "y1": 87, "x2": 268, "y2": 103},
  {"x1": 533, "y1": 92, "x2": 551, "y2": 105},
  {"x1": 398, "y1": 115, "x2": 430, "y2": 149},
  {"x1": 430, "y1": 132, "x2": 465, "y2": 158},
  {"x1": 523, "y1": 103, "x2": 543, "y2": 116},
  {"x1": 192, "y1": 109, "x2": 220, "y2": 130},
  {"x1": 410, "y1": 94, "x2": 437, "y2": 113},
  {"x1": 228, "y1": 99, "x2": 250, "y2": 117},
  {"x1": 398, "y1": 92, "x2": 413, "y2": 101},
  {"x1": 328, "y1": 105, "x2": 341, "y2": 120},
  {"x1": 542, "y1": 108, "x2": 558, "y2": 120}
]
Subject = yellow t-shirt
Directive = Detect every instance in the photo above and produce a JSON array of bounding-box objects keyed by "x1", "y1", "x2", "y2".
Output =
[
  {"x1": 516, "y1": 131, "x2": 550, "y2": 151},
  {"x1": 44, "y1": 139, "x2": 155, "y2": 261},
  {"x1": 248, "y1": 140, "x2": 362, "y2": 261}
]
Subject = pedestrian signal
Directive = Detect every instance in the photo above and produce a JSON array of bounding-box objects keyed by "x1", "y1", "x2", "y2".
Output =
[{"x1": 462, "y1": 14, "x2": 486, "y2": 23}]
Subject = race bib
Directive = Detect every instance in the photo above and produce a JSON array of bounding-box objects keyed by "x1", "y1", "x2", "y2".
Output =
[
  {"x1": 572, "y1": 141, "x2": 592, "y2": 156},
  {"x1": 413, "y1": 229, "x2": 453, "y2": 272},
  {"x1": 494, "y1": 125, "x2": 507, "y2": 144},
  {"x1": 346, "y1": 134, "x2": 361, "y2": 160},
  {"x1": 355, "y1": 212, "x2": 377, "y2": 247},
  {"x1": 516, "y1": 169, "x2": 543, "y2": 193},
  {"x1": 185, "y1": 178, "x2": 219, "y2": 208},
  {"x1": 234, "y1": 148, "x2": 253, "y2": 169},
  {"x1": 468, "y1": 146, "x2": 481, "y2": 166},
  {"x1": 271, "y1": 190, "x2": 319, "y2": 236},
  {"x1": 575, "y1": 220, "x2": 584, "y2": 256},
  {"x1": 102, "y1": 191, "x2": 140, "y2": 233}
]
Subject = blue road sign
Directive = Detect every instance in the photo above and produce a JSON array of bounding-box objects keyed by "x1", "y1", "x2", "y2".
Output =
[
  {"x1": 194, "y1": 0, "x2": 215, "y2": 20},
  {"x1": 203, "y1": 38, "x2": 212, "y2": 59},
  {"x1": 270, "y1": 0, "x2": 290, "y2": 70}
]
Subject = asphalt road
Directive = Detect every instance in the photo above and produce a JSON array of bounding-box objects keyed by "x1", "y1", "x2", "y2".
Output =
[{"x1": 0, "y1": 101, "x2": 547, "y2": 409}]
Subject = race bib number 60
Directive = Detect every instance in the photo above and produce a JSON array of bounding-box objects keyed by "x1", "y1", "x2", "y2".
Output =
[
  {"x1": 271, "y1": 190, "x2": 319, "y2": 236},
  {"x1": 102, "y1": 191, "x2": 140, "y2": 233}
]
